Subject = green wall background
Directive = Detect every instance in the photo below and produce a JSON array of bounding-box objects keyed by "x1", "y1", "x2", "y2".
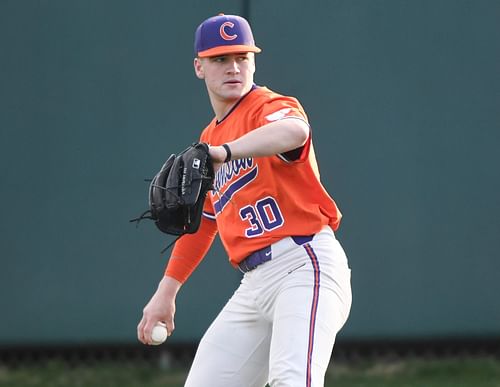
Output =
[{"x1": 1, "y1": 0, "x2": 499, "y2": 346}]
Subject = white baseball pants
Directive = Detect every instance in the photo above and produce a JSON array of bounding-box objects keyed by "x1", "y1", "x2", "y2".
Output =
[{"x1": 184, "y1": 226, "x2": 352, "y2": 387}]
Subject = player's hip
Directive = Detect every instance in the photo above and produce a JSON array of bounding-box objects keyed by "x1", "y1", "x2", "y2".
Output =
[
  {"x1": 241, "y1": 226, "x2": 351, "y2": 295},
  {"x1": 240, "y1": 226, "x2": 349, "y2": 273},
  {"x1": 239, "y1": 225, "x2": 352, "y2": 324}
]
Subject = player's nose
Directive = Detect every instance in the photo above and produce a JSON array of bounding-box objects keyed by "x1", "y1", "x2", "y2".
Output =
[{"x1": 226, "y1": 58, "x2": 240, "y2": 74}]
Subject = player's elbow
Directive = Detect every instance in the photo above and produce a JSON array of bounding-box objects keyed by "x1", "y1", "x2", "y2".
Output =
[{"x1": 287, "y1": 119, "x2": 310, "y2": 147}]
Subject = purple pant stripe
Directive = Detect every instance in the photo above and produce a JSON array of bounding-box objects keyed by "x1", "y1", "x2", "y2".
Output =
[{"x1": 304, "y1": 243, "x2": 320, "y2": 387}]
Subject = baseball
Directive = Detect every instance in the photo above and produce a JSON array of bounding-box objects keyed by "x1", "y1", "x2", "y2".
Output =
[{"x1": 151, "y1": 322, "x2": 168, "y2": 345}]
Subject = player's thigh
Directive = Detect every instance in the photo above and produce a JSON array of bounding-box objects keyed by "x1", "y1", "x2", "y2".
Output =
[
  {"x1": 184, "y1": 290, "x2": 271, "y2": 387},
  {"x1": 268, "y1": 260, "x2": 351, "y2": 386}
]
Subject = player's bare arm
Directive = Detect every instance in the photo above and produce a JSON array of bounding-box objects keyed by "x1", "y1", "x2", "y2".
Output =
[
  {"x1": 209, "y1": 118, "x2": 309, "y2": 164},
  {"x1": 137, "y1": 275, "x2": 181, "y2": 344}
]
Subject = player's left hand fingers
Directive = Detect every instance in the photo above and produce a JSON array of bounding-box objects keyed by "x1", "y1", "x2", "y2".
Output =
[
  {"x1": 137, "y1": 315, "x2": 155, "y2": 345},
  {"x1": 137, "y1": 316, "x2": 147, "y2": 344}
]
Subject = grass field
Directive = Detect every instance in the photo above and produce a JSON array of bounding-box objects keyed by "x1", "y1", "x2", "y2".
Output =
[{"x1": 1, "y1": 356, "x2": 499, "y2": 387}]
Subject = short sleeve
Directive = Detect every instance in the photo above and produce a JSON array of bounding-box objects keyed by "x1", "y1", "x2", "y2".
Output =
[
  {"x1": 258, "y1": 96, "x2": 311, "y2": 163},
  {"x1": 258, "y1": 96, "x2": 309, "y2": 127}
]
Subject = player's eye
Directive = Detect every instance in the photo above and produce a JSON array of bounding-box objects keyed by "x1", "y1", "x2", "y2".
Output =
[{"x1": 212, "y1": 56, "x2": 227, "y2": 63}]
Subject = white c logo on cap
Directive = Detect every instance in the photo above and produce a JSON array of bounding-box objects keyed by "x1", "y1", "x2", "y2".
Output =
[{"x1": 220, "y1": 22, "x2": 237, "y2": 41}]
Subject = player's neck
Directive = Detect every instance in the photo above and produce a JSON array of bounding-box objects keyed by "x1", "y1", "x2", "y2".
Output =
[
  {"x1": 211, "y1": 98, "x2": 239, "y2": 121},
  {"x1": 209, "y1": 85, "x2": 256, "y2": 122}
]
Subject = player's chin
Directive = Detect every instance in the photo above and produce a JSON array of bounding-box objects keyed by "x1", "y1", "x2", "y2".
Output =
[{"x1": 221, "y1": 83, "x2": 247, "y2": 99}]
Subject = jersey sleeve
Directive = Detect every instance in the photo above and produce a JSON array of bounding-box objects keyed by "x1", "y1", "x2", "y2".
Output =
[
  {"x1": 258, "y1": 96, "x2": 311, "y2": 163},
  {"x1": 164, "y1": 215, "x2": 218, "y2": 283},
  {"x1": 259, "y1": 96, "x2": 308, "y2": 125}
]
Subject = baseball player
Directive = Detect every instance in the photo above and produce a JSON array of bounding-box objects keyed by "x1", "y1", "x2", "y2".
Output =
[{"x1": 137, "y1": 14, "x2": 352, "y2": 386}]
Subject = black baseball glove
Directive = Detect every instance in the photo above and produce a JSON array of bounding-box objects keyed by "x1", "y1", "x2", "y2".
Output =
[{"x1": 131, "y1": 142, "x2": 215, "y2": 237}]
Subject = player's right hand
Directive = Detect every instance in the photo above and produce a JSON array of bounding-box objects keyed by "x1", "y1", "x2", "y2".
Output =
[{"x1": 208, "y1": 144, "x2": 228, "y2": 173}]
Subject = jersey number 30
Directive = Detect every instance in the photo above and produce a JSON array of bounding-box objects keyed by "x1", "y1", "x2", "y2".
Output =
[{"x1": 239, "y1": 196, "x2": 284, "y2": 237}]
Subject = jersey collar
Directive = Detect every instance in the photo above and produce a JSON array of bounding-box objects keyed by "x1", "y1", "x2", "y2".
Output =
[{"x1": 216, "y1": 84, "x2": 258, "y2": 125}]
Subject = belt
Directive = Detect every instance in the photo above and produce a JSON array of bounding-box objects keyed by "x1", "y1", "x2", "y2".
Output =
[
  {"x1": 238, "y1": 235, "x2": 314, "y2": 273},
  {"x1": 238, "y1": 245, "x2": 272, "y2": 273}
]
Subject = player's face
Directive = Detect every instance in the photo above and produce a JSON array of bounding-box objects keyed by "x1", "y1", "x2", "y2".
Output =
[{"x1": 194, "y1": 52, "x2": 255, "y2": 103}]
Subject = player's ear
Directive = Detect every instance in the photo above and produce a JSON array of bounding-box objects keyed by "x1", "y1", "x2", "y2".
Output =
[{"x1": 194, "y1": 57, "x2": 205, "y2": 79}]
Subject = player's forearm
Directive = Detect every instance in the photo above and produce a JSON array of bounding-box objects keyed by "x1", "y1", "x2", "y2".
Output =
[
  {"x1": 165, "y1": 216, "x2": 218, "y2": 283},
  {"x1": 211, "y1": 118, "x2": 309, "y2": 162},
  {"x1": 158, "y1": 275, "x2": 182, "y2": 298}
]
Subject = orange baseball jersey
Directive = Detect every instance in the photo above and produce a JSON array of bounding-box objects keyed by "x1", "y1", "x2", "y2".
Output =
[{"x1": 166, "y1": 86, "x2": 341, "y2": 281}]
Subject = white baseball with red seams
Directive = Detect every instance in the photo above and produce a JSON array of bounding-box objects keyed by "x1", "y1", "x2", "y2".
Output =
[{"x1": 151, "y1": 322, "x2": 168, "y2": 345}]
